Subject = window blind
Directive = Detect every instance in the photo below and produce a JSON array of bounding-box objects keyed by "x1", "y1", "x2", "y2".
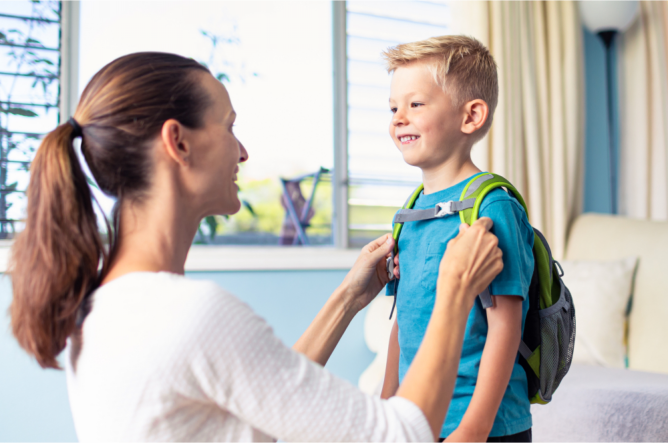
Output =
[{"x1": 345, "y1": 1, "x2": 451, "y2": 243}]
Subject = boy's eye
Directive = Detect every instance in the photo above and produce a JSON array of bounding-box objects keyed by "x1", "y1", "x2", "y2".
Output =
[
  {"x1": 390, "y1": 107, "x2": 397, "y2": 114},
  {"x1": 411, "y1": 102, "x2": 423, "y2": 108}
]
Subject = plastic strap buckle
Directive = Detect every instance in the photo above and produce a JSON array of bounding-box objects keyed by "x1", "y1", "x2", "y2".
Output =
[
  {"x1": 435, "y1": 201, "x2": 455, "y2": 217},
  {"x1": 386, "y1": 255, "x2": 395, "y2": 280}
]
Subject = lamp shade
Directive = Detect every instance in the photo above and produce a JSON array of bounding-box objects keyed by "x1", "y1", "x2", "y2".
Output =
[{"x1": 579, "y1": 1, "x2": 640, "y2": 34}]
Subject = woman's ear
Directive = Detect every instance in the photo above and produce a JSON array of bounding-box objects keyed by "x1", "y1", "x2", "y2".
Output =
[
  {"x1": 461, "y1": 99, "x2": 489, "y2": 136},
  {"x1": 160, "y1": 119, "x2": 191, "y2": 166}
]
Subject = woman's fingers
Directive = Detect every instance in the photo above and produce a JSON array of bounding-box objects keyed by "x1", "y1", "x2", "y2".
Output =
[
  {"x1": 393, "y1": 253, "x2": 400, "y2": 279},
  {"x1": 472, "y1": 216, "x2": 494, "y2": 232},
  {"x1": 471, "y1": 246, "x2": 503, "y2": 294},
  {"x1": 467, "y1": 221, "x2": 498, "y2": 277},
  {"x1": 438, "y1": 217, "x2": 502, "y2": 298},
  {"x1": 363, "y1": 233, "x2": 394, "y2": 263},
  {"x1": 466, "y1": 220, "x2": 502, "y2": 294},
  {"x1": 363, "y1": 233, "x2": 392, "y2": 253},
  {"x1": 355, "y1": 233, "x2": 395, "y2": 278}
]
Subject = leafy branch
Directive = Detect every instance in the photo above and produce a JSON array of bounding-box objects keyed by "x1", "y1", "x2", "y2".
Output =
[{"x1": 0, "y1": 0, "x2": 60, "y2": 237}]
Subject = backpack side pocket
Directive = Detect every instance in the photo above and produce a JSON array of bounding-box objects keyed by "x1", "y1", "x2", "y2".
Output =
[{"x1": 537, "y1": 276, "x2": 576, "y2": 402}]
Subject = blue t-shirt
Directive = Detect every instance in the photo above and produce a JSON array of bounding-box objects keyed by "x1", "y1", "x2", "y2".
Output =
[{"x1": 388, "y1": 173, "x2": 534, "y2": 438}]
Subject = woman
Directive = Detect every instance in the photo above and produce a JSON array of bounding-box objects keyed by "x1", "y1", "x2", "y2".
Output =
[{"x1": 9, "y1": 53, "x2": 503, "y2": 442}]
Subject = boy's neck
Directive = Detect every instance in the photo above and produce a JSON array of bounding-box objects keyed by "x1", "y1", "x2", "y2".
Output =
[{"x1": 421, "y1": 156, "x2": 482, "y2": 195}]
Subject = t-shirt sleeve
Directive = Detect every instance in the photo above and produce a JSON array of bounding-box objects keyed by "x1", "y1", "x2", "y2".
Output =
[
  {"x1": 479, "y1": 195, "x2": 534, "y2": 299},
  {"x1": 183, "y1": 286, "x2": 433, "y2": 442}
]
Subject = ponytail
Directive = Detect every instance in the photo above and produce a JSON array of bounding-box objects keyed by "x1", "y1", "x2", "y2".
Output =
[{"x1": 9, "y1": 122, "x2": 105, "y2": 369}]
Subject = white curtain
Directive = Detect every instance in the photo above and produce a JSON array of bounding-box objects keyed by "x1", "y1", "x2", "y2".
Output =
[
  {"x1": 450, "y1": 1, "x2": 585, "y2": 259},
  {"x1": 618, "y1": 1, "x2": 668, "y2": 221}
]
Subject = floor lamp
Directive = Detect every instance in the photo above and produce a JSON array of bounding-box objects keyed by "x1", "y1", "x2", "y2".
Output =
[{"x1": 579, "y1": 1, "x2": 639, "y2": 214}]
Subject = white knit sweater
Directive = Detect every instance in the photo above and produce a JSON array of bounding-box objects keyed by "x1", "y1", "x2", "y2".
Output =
[{"x1": 64, "y1": 272, "x2": 432, "y2": 442}]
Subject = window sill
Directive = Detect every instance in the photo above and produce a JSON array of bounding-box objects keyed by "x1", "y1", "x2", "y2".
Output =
[
  {"x1": 184, "y1": 246, "x2": 361, "y2": 271},
  {"x1": 0, "y1": 244, "x2": 362, "y2": 273}
]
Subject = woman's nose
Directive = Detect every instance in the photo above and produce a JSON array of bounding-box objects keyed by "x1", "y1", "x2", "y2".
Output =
[{"x1": 238, "y1": 139, "x2": 249, "y2": 163}]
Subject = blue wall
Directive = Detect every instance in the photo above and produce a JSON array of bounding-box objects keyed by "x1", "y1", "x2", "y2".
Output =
[
  {"x1": 0, "y1": 277, "x2": 77, "y2": 442},
  {"x1": 0, "y1": 270, "x2": 374, "y2": 442}
]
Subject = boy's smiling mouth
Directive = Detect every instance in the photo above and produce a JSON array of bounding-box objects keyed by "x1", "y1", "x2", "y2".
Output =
[{"x1": 398, "y1": 135, "x2": 420, "y2": 145}]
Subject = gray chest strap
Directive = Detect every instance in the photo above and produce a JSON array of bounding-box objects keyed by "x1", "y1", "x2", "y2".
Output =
[
  {"x1": 387, "y1": 195, "x2": 486, "y2": 320},
  {"x1": 393, "y1": 199, "x2": 475, "y2": 223}
]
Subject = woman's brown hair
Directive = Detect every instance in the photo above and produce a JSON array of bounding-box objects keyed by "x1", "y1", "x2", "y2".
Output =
[{"x1": 9, "y1": 52, "x2": 211, "y2": 369}]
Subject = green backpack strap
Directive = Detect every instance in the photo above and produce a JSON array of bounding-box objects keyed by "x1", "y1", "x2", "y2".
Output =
[
  {"x1": 458, "y1": 173, "x2": 530, "y2": 225},
  {"x1": 391, "y1": 184, "x2": 423, "y2": 254},
  {"x1": 386, "y1": 184, "x2": 423, "y2": 294}
]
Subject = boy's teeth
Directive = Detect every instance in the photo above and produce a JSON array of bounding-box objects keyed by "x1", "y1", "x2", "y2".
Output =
[{"x1": 400, "y1": 135, "x2": 419, "y2": 142}]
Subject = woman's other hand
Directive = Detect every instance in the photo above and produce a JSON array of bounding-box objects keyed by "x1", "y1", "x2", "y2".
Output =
[
  {"x1": 339, "y1": 234, "x2": 395, "y2": 313},
  {"x1": 437, "y1": 217, "x2": 503, "y2": 307}
]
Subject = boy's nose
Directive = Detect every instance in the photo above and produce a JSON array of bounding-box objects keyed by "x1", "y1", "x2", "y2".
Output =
[{"x1": 392, "y1": 110, "x2": 407, "y2": 126}]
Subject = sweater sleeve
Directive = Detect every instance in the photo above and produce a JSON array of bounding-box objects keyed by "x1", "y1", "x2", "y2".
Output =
[{"x1": 185, "y1": 285, "x2": 433, "y2": 442}]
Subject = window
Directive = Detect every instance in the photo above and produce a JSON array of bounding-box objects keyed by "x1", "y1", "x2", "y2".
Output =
[
  {"x1": 1, "y1": 1, "x2": 453, "y2": 251},
  {"x1": 0, "y1": 0, "x2": 62, "y2": 239},
  {"x1": 344, "y1": 1, "x2": 451, "y2": 247},
  {"x1": 79, "y1": 1, "x2": 334, "y2": 246}
]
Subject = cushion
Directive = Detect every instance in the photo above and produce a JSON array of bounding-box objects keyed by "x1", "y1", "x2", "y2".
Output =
[
  {"x1": 359, "y1": 294, "x2": 394, "y2": 395},
  {"x1": 564, "y1": 214, "x2": 668, "y2": 374},
  {"x1": 560, "y1": 257, "x2": 637, "y2": 368}
]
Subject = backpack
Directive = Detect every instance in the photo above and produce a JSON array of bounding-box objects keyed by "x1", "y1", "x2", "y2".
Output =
[{"x1": 385, "y1": 172, "x2": 576, "y2": 404}]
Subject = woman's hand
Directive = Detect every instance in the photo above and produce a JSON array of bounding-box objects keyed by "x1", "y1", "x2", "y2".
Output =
[
  {"x1": 437, "y1": 217, "x2": 503, "y2": 307},
  {"x1": 294, "y1": 234, "x2": 394, "y2": 365},
  {"x1": 338, "y1": 234, "x2": 395, "y2": 313}
]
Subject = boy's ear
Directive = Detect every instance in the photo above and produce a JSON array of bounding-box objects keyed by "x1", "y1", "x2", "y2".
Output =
[{"x1": 460, "y1": 99, "x2": 489, "y2": 136}]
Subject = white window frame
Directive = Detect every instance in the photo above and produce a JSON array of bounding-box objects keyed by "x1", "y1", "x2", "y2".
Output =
[
  {"x1": 332, "y1": 0, "x2": 349, "y2": 251},
  {"x1": 59, "y1": 0, "x2": 79, "y2": 125}
]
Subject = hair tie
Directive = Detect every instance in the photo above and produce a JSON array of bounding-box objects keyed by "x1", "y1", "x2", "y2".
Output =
[{"x1": 68, "y1": 117, "x2": 83, "y2": 138}]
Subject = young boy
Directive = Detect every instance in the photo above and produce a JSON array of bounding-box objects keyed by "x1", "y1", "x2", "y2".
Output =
[{"x1": 380, "y1": 36, "x2": 535, "y2": 442}]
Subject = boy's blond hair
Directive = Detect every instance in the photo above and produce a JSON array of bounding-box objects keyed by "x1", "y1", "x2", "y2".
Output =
[{"x1": 383, "y1": 35, "x2": 498, "y2": 141}]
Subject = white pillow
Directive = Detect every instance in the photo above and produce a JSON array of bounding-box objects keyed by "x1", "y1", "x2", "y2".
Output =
[
  {"x1": 560, "y1": 257, "x2": 638, "y2": 368},
  {"x1": 359, "y1": 294, "x2": 394, "y2": 396}
]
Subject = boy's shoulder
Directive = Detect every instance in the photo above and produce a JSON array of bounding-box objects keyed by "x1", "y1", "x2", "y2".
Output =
[
  {"x1": 477, "y1": 186, "x2": 520, "y2": 207},
  {"x1": 476, "y1": 188, "x2": 534, "y2": 248},
  {"x1": 478, "y1": 188, "x2": 530, "y2": 222}
]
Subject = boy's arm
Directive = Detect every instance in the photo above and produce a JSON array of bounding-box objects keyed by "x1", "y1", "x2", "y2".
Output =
[
  {"x1": 381, "y1": 318, "x2": 400, "y2": 399},
  {"x1": 445, "y1": 295, "x2": 523, "y2": 442}
]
